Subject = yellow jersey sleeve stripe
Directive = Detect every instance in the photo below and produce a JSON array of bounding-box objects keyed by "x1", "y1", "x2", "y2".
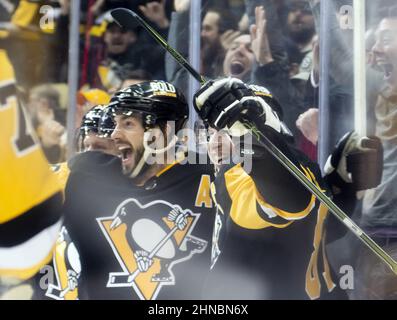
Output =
[
  {"x1": 256, "y1": 191, "x2": 315, "y2": 221},
  {"x1": 225, "y1": 163, "x2": 293, "y2": 229},
  {"x1": 225, "y1": 163, "x2": 316, "y2": 229}
]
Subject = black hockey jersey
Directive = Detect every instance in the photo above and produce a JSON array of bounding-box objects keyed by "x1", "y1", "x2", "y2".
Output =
[
  {"x1": 58, "y1": 151, "x2": 215, "y2": 300},
  {"x1": 205, "y1": 133, "x2": 347, "y2": 300}
]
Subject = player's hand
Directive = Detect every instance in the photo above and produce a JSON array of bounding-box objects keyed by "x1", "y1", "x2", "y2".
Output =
[
  {"x1": 194, "y1": 78, "x2": 282, "y2": 134},
  {"x1": 168, "y1": 208, "x2": 189, "y2": 230},
  {"x1": 324, "y1": 131, "x2": 383, "y2": 194},
  {"x1": 134, "y1": 251, "x2": 154, "y2": 272},
  {"x1": 193, "y1": 78, "x2": 258, "y2": 130}
]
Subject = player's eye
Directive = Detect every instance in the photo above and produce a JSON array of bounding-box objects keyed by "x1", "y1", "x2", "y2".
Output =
[{"x1": 123, "y1": 119, "x2": 136, "y2": 129}]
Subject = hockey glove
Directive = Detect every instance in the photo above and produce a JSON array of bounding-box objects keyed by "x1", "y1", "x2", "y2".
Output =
[
  {"x1": 324, "y1": 131, "x2": 383, "y2": 195},
  {"x1": 193, "y1": 78, "x2": 282, "y2": 135}
]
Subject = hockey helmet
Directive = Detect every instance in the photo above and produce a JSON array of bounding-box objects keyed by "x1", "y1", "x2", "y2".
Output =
[
  {"x1": 80, "y1": 105, "x2": 108, "y2": 138},
  {"x1": 107, "y1": 80, "x2": 189, "y2": 133}
]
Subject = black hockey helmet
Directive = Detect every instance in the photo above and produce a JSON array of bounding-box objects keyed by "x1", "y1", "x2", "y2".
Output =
[
  {"x1": 107, "y1": 80, "x2": 189, "y2": 133},
  {"x1": 80, "y1": 105, "x2": 108, "y2": 138},
  {"x1": 77, "y1": 104, "x2": 111, "y2": 151}
]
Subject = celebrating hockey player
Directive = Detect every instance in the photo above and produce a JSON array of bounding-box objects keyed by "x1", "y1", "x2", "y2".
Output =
[
  {"x1": 29, "y1": 105, "x2": 119, "y2": 300},
  {"x1": 193, "y1": 77, "x2": 382, "y2": 299},
  {"x1": 58, "y1": 80, "x2": 215, "y2": 300},
  {"x1": 77, "y1": 104, "x2": 119, "y2": 155}
]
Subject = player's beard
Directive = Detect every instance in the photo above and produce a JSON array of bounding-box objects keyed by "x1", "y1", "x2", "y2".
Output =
[{"x1": 122, "y1": 144, "x2": 145, "y2": 177}]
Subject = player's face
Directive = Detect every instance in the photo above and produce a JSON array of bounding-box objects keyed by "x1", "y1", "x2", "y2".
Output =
[
  {"x1": 223, "y1": 35, "x2": 255, "y2": 80},
  {"x1": 372, "y1": 18, "x2": 397, "y2": 90},
  {"x1": 207, "y1": 127, "x2": 235, "y2": 166},
  {"x1": 111, "y1": 115, "x2": 145, "y2": 176},
  {"x1": 83, "y1": 132, "x2": 118, "y2": 155}
]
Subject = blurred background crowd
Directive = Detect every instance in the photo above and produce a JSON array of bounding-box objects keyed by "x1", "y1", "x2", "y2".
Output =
[{"x1": 1, "y1": 0, "x2": 397, "y2": 299}]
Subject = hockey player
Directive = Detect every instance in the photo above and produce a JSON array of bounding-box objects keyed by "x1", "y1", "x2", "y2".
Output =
[
  {"x1": 30, "y1": 105, "x2": 120, "y2": 300},
  {"x1": 59, "y1": 80, "x2": 215, "y2": 300},
  {"x1": 193, "y1": 77, "x2": 381, "y2": 299},
  {"x1": 77, "y1": 104, "x2": 118, "y2": 155},
  {"x1": 47, "y1": 105, "x2": 119, "y2": 196}
]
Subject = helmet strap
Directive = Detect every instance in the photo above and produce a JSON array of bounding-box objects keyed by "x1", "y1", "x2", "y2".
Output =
[{"x1": 128, "y1": 128, "x2": 178, "y2": 179}]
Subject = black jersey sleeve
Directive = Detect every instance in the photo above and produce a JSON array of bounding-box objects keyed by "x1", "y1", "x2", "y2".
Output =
[
  {"x1": 68, "y1": 151, "x2": 123, "y2": 180},
  {"x1": 239, "y1": 128, "x2": 322, "y2": 221}
]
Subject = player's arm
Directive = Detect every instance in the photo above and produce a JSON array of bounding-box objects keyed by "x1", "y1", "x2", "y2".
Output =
[
  {"x1": 0, "y1": 49, "x2": 63, "y2": 283},
  {"x1": 194, "y1": 78, "x2": 316, "y2": 219}
]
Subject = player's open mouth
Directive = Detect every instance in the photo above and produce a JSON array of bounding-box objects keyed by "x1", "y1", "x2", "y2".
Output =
[
  {"x1": 119, "y1": 146, "x2": 133, "y2": 164},
  {"x1": 230, "y1": 61, "x2": 245, "y2": 76}
]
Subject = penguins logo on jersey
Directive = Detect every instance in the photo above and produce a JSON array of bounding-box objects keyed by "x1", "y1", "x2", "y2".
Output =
[
  {"x1": 97, "y1": 199, "x2": 207, "y2": 300},
  {"x1": 46, "y1": 227, "x2": 81, "y2": 300}
]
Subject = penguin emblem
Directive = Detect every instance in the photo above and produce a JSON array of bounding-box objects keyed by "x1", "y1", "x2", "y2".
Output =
[
  {"x1": 97, "y1": 199, "x2": 207, "y2": 300},
  {"x1": 45, "y1": 227, "x2": 81, "y2": 300}
]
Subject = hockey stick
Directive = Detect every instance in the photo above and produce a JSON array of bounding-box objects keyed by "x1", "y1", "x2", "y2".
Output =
[
  {"x1": 111, "y1": 8, "x2": 205, "y2": 85},
  {"x1": 110, "y1": 8, "x2": 397, "y2": 274}
]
